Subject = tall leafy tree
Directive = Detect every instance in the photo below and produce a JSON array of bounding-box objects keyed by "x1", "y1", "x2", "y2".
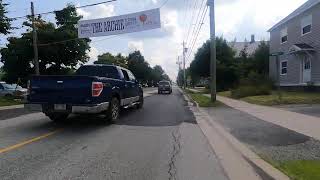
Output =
[
  {"x1": 94, "y1": 53, "x2": 128, "y2": 68},
  {"x1": 1, "y1": 4, "x2": 91, "y2": 84},
  {"x1": 251, "y1": 41, "x2": 270, "y2": 76},
  {"x1": 189, "y1": 37, "x2": 237, "y2": 91},
  {"x1": 127, "y1": 51, "x2": 152, "y2": 82},
  {"x1": 0, "y1": 0, "x2": 12, "y2": 35}
]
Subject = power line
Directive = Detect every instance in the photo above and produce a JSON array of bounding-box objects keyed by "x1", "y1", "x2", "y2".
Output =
[
  {"x1": 187, "y1": 0, "x2": 206, "y2": 46},
  {"x1": 37, "y1": 35, "x2": 117, "y2": 47},
  {"x1": 160, "y1": 0, "x2": 170, "y2": 8},
  {"x1": 184, "y1": 0, "x2": 201, "y2": 46},
  {"x1": 10, "y1": 0, "x2": 117, "y2": 20},
  {"x1": 186, "y1": 6, "x2": 208, "y2": 62}
]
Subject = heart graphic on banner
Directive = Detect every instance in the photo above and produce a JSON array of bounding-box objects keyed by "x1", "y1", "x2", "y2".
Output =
[{"x1": 139, "y1": 14, "x2": 147, "y2": 23}]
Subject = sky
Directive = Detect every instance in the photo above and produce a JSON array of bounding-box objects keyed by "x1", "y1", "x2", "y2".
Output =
[{"x1": 2, "y1": 0, "x2": 308, "y2": 80}]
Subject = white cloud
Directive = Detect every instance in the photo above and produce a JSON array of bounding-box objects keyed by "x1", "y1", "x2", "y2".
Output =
[
  {"x1": 86, "y1": 46, "x2": 99, "y2": 65},
  {"x1": 77, "y1": 4, "x2": 115, "y2": 20},
  {"x1": 128, "y1": 41, "x2": 144, "y2": 53}
]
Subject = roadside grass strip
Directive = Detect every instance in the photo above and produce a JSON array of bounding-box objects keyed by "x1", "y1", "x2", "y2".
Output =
[{"x1": 0, "y1": 97, "x2": 23, "y2": 107}]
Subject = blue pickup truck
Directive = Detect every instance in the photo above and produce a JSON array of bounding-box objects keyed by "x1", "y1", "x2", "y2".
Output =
[{"x1": 25, "y1": 65, "x2": 144, "y2": 122}]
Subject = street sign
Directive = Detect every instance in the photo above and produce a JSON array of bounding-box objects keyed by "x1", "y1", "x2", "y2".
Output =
[{"x1": 78, "y1": 8, "x2": 161, "y2": 38}]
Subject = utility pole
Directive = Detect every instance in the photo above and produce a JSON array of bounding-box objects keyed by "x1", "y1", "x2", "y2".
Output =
[
  {"x1": 176, "y1": 56, "x2": 182, "y2": 70},
  {"x1": 31, "y1": 2, "x2": 40, "y2": 75},
  {"x1": 182, "y1": 42, "x2": 187, "y2": 89},
  {"x1": 207, "y1": 0, "x2": 216, "y2": 102}
]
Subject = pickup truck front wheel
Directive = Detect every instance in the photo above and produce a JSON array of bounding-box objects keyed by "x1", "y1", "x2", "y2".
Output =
[
  {"x1": 46, "y1": 113, "x2": 69, "y2": 123},
  {"x1": 106, "y1": 97, "x2": 120, "y2": 122}
]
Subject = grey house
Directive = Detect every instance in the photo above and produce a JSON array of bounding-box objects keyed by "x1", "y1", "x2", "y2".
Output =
[
  {"x1": 269, "y1": 0, "x2": 320, "y2": 87},
  {"x1": 229, "y1": 35, "x2": 262, "y2": 57}
]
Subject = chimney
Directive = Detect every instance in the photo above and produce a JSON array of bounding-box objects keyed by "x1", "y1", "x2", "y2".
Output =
[{"x1": 250, "y1": 34, "x2": 255, "y2": 44}]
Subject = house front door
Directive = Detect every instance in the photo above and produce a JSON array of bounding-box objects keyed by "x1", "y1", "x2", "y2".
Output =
[{"x1": 303, "y1": 58, "x2": 311, "y2": 83}]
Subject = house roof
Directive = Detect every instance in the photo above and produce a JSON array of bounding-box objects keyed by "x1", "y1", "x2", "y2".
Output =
[
  {"x1": 289, "y1": 43, "x2": 315, "y2": 54},
  {"x1": 268, "y1": 0, "x2": 320, "y2": 32},
  {"x1": 228, "y1": 41, "x2": 261, "y2": 57}
]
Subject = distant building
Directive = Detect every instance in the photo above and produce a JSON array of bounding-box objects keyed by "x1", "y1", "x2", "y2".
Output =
[
  {"x1": 268, "y1": 0, "x2": 320, "y2": 88},
  {"x1": 228, "y1": 35, "x2": 266, "y2": 57}
]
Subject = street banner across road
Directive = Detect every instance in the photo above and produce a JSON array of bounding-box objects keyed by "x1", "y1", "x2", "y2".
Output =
[{"x1": 78, "y1": 8, "x2": 161, "y2": 38}]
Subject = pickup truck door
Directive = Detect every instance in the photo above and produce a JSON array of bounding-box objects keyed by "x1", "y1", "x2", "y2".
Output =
[
  {"x1": 120, "y1": 69, "x2": 132, "y2": 106},
  {"x1": 127, "y1": 70, "x2": 139, "y2": 99}
]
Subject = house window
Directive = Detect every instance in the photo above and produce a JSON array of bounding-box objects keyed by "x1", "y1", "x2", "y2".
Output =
[
  {"x1": 280, "y1": 27, "x2": 288, "y2": 43},
  {"x1": 280, "y1": 60, "x2": 288, "y2": 75},
  {"x1": 301, "y1": 15, "x2": 312, "y2": 35}
]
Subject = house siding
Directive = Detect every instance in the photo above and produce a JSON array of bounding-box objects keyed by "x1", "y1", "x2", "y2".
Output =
[{"x1": 269, "y1": 3, "x2": 320, "y2": 86}]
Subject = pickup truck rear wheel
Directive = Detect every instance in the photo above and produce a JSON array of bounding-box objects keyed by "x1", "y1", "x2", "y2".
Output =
[
  {"x1": 136, "y1": 94, "x2": 144, "y2": 109},
  {"x1": 47, "y1": 113, "x2": 69, "y2": 123},
  {"x1": 106, "y1": 97, "x2": 120, "y2": 122}
]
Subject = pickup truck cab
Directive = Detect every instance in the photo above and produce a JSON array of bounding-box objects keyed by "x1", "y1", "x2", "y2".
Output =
[{"x1": 25, "y1": 65, "x2": 143, "y2": 122}]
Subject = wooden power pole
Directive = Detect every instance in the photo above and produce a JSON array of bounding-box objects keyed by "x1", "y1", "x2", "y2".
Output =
[{"x1": 31, "y1": 2, "x2": 40, "y2": 75}]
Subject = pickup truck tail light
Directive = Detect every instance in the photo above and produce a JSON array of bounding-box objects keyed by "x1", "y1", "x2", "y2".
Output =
[{"x1": 92, "y1": 82, "x2": 103, "y2": 97}]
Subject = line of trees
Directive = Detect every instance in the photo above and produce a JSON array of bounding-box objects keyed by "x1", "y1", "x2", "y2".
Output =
[
  {"x1": 94, "y1": 51, "x2": 170, "y2": 85},
  {"x1": 177, "y1": 36, "x2": 270, "y2": 93},
  {"x1": 0, "y1": 2, "x2": 170, "y2": 86}
]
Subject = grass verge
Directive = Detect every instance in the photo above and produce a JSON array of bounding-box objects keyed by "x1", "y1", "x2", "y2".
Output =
[
  {"x1": 218, "y1": 91, "x2": 231, "y2": 98},
  {"x1": 186, "y1": 90, "x2": 224, "y2": 107},
  {"x1": 278, "y1": 160, "x2": 320, "y2": 180},
  {"x1": 261, "y1": 157, "x2": 320, "y2": 180},
  {"x1": 242, "y1": 91, "x2": 320, "y2": 106},
  {"x1": 0, "y1": 97, "x2": 23, "y2": 107}
]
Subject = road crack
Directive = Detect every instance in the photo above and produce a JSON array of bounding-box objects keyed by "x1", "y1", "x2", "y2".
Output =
[{"x1": 168, "y1": 127, "x2": 181, "y2": 180}]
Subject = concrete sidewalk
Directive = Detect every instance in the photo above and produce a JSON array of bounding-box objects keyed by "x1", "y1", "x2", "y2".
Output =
[{"x1": 206, "y1": 94, "x2": 320, "y2": 141}]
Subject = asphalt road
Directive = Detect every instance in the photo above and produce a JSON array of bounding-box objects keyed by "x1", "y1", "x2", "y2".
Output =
[{"x1": 0, "y1": 88, "x2": 227, "y2": 180}]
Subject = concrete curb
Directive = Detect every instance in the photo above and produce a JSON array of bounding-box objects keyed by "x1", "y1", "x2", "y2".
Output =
[{"x1": 179, "y1": 88, "x2": 289, "y2": 180}]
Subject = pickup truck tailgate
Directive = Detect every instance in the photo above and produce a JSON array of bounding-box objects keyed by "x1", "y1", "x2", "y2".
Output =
[{"x1": 29, "y1": 76, "x2": 96, "y2": 104}]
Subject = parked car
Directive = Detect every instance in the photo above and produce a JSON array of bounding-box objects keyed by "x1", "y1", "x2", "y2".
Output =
[
  {"x1": 25, "y1": 65, "x2": 144, "y2": 122},
  {"x1": 0, "y1": 82, "x2": 27, "y2": 98},
  {"x1": 158, "y1": 81, "x2": 172, "y2": 94}
]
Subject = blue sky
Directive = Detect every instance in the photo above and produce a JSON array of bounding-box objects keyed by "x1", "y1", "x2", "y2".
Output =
[{"x1": 2, "y1": 0, "x2": 308, "y2": 79}]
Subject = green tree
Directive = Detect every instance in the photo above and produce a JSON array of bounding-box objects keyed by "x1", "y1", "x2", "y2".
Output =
[
  {"x1": 94, "y1": 53, "x2": 128, "y2": 68},
  {"x1": 252, "y1": 41, "x2": 270, "y2": 76},
  {"x1": 0, "y1": 0, "x2": 12, "y2": 35},
  {"x1": 176, "y1": 69, "x2": 184, "y2": 87},
  {"x1": 189, "y1": 37, "x2": 237, "y2": 91},
  {"x1": 127, "y1": 51, "x2": 152, "y2": 82},
  {"x1": 1, "y1": 4, "x2": 90, "y2": 84}
]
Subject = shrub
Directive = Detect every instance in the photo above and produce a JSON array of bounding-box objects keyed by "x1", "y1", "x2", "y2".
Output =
[
  {"x1": 230, "y1": 71, "x2": 273, "y2": 99},
  {"x1": 231, "y1": 85, "x2": 272, "y2": 99}
]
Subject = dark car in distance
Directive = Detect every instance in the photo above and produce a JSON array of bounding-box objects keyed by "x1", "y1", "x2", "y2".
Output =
[
  {"x1": 158, "y1": 81, "x2": 172, "y2": 94},
  {"x1": 25, "y1": 65, "x2": 144, "y2": 123}
]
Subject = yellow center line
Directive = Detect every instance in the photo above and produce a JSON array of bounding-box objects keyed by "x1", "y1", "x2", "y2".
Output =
[{"x1": 0, "y1": 129, "x2": 63, "y2": 154}]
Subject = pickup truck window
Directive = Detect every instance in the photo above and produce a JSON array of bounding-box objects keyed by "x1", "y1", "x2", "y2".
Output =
[
  {"x1": 128, "y1": 71, "x2": 136, "y2": 81},
  {"x1": 76, "y1": 66, "x2": 120, "y2": 79},
  {"x1": 121, "y1": 69, "x2": 130, "y2": 81},
  {"x1": 0, "y1": 84, "x2": 3, "y2": 89}
]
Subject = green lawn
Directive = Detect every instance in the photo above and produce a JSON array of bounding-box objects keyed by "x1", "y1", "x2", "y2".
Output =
[
  {"x1": 0, "y1": 97, "x2": 23, "y2": 107},
  {"x1": 241, "y1": 91, "x2": 320, "y2": 106},
  {"x1": 187, "y1": 92, "x2": 224, "y2": 107},
  {"x1": 278, "y1": 160, "x2": 320, "y2": 180},
  {"x1": 218, "y1": 91, "x2": 231, "y2": 97}
]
